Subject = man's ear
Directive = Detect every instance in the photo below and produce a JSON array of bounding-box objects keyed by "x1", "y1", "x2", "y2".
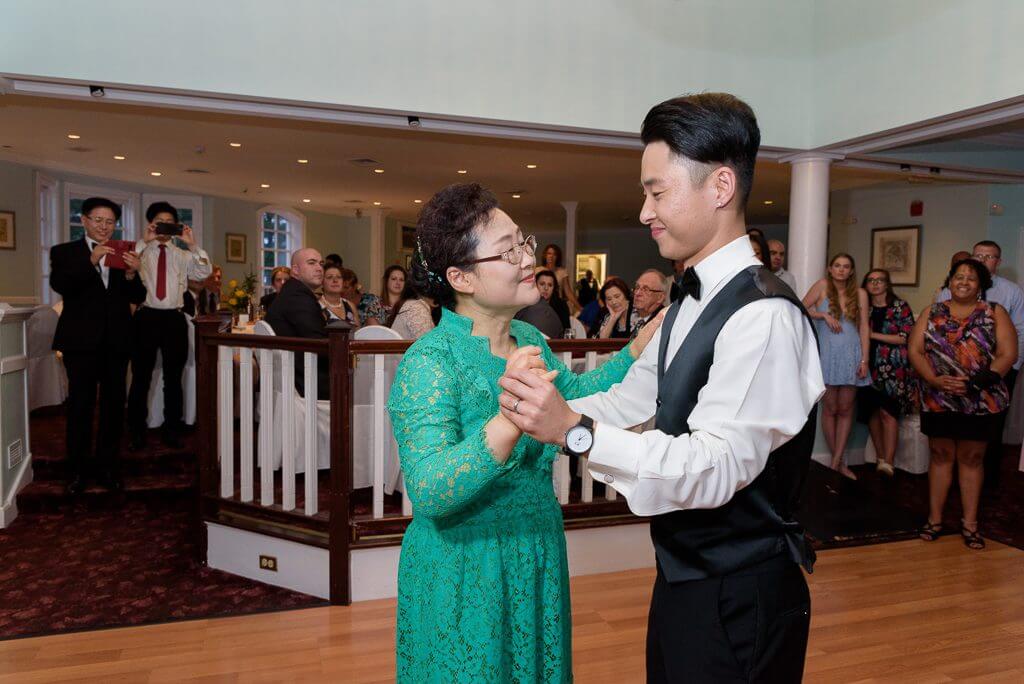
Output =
[
  {"x1": 711, "y1": 165, "x2": 738, "y2": 209},
  {"x1": 447, "y1": 266, "x2": 475, "y2": 296}
]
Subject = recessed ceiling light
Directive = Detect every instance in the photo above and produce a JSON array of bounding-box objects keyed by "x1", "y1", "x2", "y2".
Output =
[
  {"x1": 763, "y1": 200, "x2": 774, "y2": 205},
  {"x1": 512, "y1": 194, "x2": 521, "y2": 199},
  {"x1": 150, "y1": 171, "x2": 162, "y2": 177},
  {"x1": 260, "y1": 183, "x2": 270, "y2": 188},
  {"x1": 414, "y1": 199, "x2": 422, "y2": 204},
  {"x1": 373, "y1": 201, "x2": 382, "y2": 206},
  {"x1": 113, "y1": 155, "x2": 126, "y2": 160},
  {"x1": 229, "y1": 142, "x2": 242, "y2": 148},
  {"x1": 373, "y1": 168, "x2": 385, "y2": 174},
  {"x1": 302, "y1": 198, "x2": 311, "y2": 203},
  {"x1": 67, "y1": 134, "x2": 81, "y2": 140},
  {"x1": 526, "y1": 164, "x2": 537, "y2": 169},
  {"x1": 297, "y1": 159, "x2": 309, "y2": 164},
  {"x1": 457, "y1": 169, "x2": 468, "y2": 174}
]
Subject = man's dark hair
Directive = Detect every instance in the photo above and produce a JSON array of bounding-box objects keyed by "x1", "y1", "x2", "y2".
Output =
[
  {"x1": 81, "y1": 197, "x2": 121, "y2": 222},
  {"x1": 944, "y1": 258, "x2": 993, "y2": 295},
  {"x1": 325, "y1": 253, "x2": 344, "y2": 268},
  {"x1": 973, "y1": 240, "x2": 1002, "y2": 257},
  {"x1": 641, "y1": 93, "x2": 761, "y2": 209},
  {"x1": 145, "y1": 201, "x2": 179, "y2": 223},
  {"x1": 413, "y1": 183, "x2": 499, "y2": 309}
]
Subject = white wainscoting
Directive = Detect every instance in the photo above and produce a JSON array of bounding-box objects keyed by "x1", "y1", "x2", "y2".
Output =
[{"x1": 206, "y1": 523, "x2": 330, "y2": 599}]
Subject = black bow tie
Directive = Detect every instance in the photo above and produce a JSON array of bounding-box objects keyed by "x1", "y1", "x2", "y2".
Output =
[{"x1": 675, "y1": 267, "x2": 701, "y2": 302}]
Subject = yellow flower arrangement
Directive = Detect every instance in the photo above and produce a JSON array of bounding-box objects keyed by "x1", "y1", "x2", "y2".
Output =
[{"x1": 223, "y1": 272, "x2": 257, "y2": 315}]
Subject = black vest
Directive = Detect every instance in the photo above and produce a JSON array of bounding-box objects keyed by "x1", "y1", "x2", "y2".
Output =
[{"x1": 651, "y1": 266, "x2": 817, "y2": 582}]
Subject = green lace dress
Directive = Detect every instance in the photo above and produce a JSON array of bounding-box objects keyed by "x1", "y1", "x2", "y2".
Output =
[{"x1": 387, "y1": 308, "x2": 634, "y2": 683}]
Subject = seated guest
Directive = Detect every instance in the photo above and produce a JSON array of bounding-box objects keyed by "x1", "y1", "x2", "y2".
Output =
[
  {"x1": 514, "y1": 300, "x2": 564, "y2": 340},
  {"x1": 577, "y1": 294, "x2": 602, "y2": 335},
  {"x1": 389, "y1": 279, "x2": 436, "y2": 340},
  {"x1": 668, "y1": 257, "x2": 686, "y2": 302},
  {"x1": 595, "y1": 277, "x2": 633, "y2": 339},
  {"x1": 537, "y1": 243, "x2": 582, "y2": 314},
  {"x1": 536, "y1": 269, "x2": 571, "y2": 331},
  {"x1": 339, "y1": 268, "x2": 364, "y2": 316},
  {"x1": 320, "y1": 264, "x2": 360, "y2": 325},
  {"x1": 181, "y1": 278, "x2": 204, "y2": 317},
  {"x1": 260, "y1": 266, "x2": 291, "y2": 310},
  {"x1": 769, "y1": 239, "x2": 798, "y2": 292},
  {"x1": 51, "y1": 196, "x2": 146, "y2": 493},
  {"x1": 909, "y1": 258, "x2": 1018, "y2": 550},
  {"x1": 359, "y1": 264, "x2": 407, "y2": 326},
  {"x1": 128, "y1": 201, "x2": 212, "y2": 451},
  {"x1": 265, "y1": 248, "x2": 330, "y2": 399},
  {"x1": 627, "y1": 268, "x2": 668, "y2": 336},
  {"x1": 858, "y1": 269, "x2": 917, "y2": 476}
]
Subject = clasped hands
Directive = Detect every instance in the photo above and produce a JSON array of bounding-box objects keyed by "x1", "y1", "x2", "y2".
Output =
[{"x1": 497, "y1": 346, "x2": 579, "y2": 448}]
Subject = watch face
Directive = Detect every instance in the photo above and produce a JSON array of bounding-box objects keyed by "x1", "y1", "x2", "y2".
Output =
[{"x1": 566, "y1": 426, "x2": 593, "y2": 454}]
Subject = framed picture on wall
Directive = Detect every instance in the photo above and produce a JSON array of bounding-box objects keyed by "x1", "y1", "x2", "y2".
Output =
[
  {"x1": 226, "y1": 233, "x2": 247, "y2": 263},
  {"x1": 400, "y1": 223, "x2": 417, "y2": 251},
  {"x1": 0, "y1": 211, "x2": 14, "y2": 250},
  {"x1": 870, "y1": 225, "x2": 921, "y2": 286}
]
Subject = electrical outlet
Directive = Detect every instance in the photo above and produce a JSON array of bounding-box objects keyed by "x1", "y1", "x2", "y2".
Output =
[{"x1": 259, "y1": 555, "x2": 278, "y2": 572}]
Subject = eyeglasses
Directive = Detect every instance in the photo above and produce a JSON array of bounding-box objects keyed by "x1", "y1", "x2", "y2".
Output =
[
  {"x1": 465, "y1": 234, "x2": 537, "y2": 266},
  {"x1": 865, "y1": 277, "x2": 887, "y2": 284},
  {"x1": 971, "y1": 253, "x2": 999, "y2": 262},
  {"x1": 85, "y1": 215, "x2": 117, "y2": 227},
  {"x1": 633, "y1": 285, "x2": 665, "y2": 295}
]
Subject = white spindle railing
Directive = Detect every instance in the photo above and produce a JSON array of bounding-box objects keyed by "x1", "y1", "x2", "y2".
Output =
[
  {"x1": 303, "y1": 352, "x2": 318, "y2": 516},
  {"x1": 372, "y1": 354, "x2": 386, "y2": 520},
  {"x1": 239, "y1": 347, "x2": 254, "y2": 502},
  {"x1": 281, "y1": 352, "x2": 296, "y2": 511},
  {"x1": 258, "y1": 347, "x2": 274, "y2": 506},
  {"x1": 218, "y1": 345, "x2": 234, "y2": 498}
]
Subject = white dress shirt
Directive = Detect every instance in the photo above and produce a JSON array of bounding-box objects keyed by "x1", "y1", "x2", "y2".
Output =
[
  {"x1": 135, "y1": 239, "x2": 212, "y2": 310},
  {"x1": 568, "y1": 236, "x2": 825, "y2": 516},
  {"x1": 87, "y1": 239, "x2": 110, "y2": 288},
  {"x1": 774, "y1": 267, "x2": 798, "y2": 293}
]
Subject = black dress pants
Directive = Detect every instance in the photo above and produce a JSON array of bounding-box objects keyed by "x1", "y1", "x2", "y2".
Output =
[
  {"x1": 646, "y1": 556, "x2": 811, "y2": 684},
  {"x1": 62, "y1": 348, "x2": 129, "y2": 479},
  {"x1": 127, "y1": 308, "x2": 188, "y2": 435}
]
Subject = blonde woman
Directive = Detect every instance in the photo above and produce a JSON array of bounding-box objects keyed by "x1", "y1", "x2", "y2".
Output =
[{"x1": 803, "y1": 253, "x2": 870, "y2": 479}]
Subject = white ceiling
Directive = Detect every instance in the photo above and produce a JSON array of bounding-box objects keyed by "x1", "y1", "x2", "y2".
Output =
[{"x1": 0, "y1": 95, "x2": 902, "y2": 232}]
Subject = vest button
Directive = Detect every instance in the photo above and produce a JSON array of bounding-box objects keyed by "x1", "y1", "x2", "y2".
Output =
[
  {"x1": 603, "y1": 474, "x2": 614, "y2": 484},
  {"x1": 656, "y1": 398, "x2": 662, "y2": 408}
]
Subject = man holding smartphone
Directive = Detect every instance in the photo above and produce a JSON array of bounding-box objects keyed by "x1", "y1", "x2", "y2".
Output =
[{"x1": 127, "y1": 201, "x2": 212, "y2": 450}]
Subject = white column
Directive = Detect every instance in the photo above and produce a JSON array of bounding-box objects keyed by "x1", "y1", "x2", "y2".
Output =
[
  {"x1": 783, "y1": 153, "x2": 838, "y2": 297},
  {"x1": 561, "y1": 201, "x2": 578, "y2": 275},
  {"x1": 369, "y1": 207, "x2": 388, "y2": 291}
]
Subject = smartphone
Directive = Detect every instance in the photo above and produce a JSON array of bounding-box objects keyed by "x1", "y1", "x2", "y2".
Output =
[{"x1": 154, "y1": 222, "x2": 184, "y2": 237}]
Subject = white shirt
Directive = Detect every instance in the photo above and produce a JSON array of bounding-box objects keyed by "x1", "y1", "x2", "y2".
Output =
[
  {"x1": 87, "y1": 239, "x2": 110, "y2": 288},
  {"x1": 774, "y1": 267, "x2": 798, "y2": 293},
  {"x1": 568, "y1": 236, "x2": 825, "y2": 516},
  {"x1": 135, "y1": 239, "x2": 212, "y2": 310}
]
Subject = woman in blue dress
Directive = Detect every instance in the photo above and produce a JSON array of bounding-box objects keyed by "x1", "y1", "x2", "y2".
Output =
[
  {"x1": 803, "y1": 253, "x2": 870, "y2": 479},
  {"x1": 386, "y1": 183, "x2": 662, "y2": 682}
]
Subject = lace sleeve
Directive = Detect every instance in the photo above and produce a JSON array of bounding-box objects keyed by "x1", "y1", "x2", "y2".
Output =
[
  {"x1": 404, "y1": 300, "x2": 436, "y2": 340},
  {"x1": 387, "y1": 347, "x2": 512, "y2": 520},
  {"x1": 516, "y1": 324, "x2": 634, "y2": 400}
]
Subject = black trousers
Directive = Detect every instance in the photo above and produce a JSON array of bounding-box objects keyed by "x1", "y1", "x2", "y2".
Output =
[
  {"x1": 647, "y1": 556, "x2": 811, "y2": 684},
  {"x1": 127, "y1": 307, "x2": 188, "y2": 434},
  {"x1": 985, "y1": 367, "x2": 1018, "y2": 489},
  {"x1": 62, "y1": 348, "x2": 129, "y2": 478}
]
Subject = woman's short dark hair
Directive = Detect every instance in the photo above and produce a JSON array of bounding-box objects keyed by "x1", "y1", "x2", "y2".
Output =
[
  {"x1": 599, "y1": 277, "x2": 632, "y2": 306},
  {"x1": 380, "y1": 265, "x2": 408, "y2": 299},
  {"x1": 641, "y1": 93, "x2": 760, "y2": 209},
  {"x1": 145, "y1": 201, "x2": 178, "y2": 223},
  {"x1": 541, "y1": 243, "x2": 564, "y2": 269},
  {"x1": 412, "y1": 183, "x2": 499, "y2": 309},
  {"x1": 747, "y1": 230, "x2": 771, "y2": 269},
  {"x1": 82, "y1": 196, "x2": 121, "y2": 221},
  {"x1": 861, "y1": 268, "x2": 897, "y2": 307},
  {"x1": 944, "y1": 258, "x2": 993, "y2": 295}
]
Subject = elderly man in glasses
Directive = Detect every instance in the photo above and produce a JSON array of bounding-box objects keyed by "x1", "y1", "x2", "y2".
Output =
[{"x1": 629, "y1": 268, "x2": 670, "y2": 338}]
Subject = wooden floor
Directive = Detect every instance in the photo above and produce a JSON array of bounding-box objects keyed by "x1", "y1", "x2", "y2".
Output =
[{"x1": 2, "y1": 537, "x2": 1022, "y2": 683}]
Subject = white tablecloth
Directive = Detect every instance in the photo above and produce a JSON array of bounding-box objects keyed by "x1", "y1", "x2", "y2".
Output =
[{"x1": 862, "y1": 412, "x2": 931, "y2": 475}]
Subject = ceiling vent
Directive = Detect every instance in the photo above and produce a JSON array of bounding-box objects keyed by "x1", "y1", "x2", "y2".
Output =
[
  {"x1": 67, "y1": 146, "x2": 94, "y2": 153},
  {"x1": 348, "y1": 158, "x2": 381, "y2": 167},
  {"x1": 184, "y1": 168, "x2": 211, "y2": 174}
]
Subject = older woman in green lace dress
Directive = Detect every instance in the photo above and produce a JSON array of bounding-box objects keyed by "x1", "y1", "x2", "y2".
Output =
[{"x1": 386, "y1": 184, "x2": 662, "y2": 683}]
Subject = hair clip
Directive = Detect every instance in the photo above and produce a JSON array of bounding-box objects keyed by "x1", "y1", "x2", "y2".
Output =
[{"x1": 415, "y1": 238, "x2": 445, "y2": 285}]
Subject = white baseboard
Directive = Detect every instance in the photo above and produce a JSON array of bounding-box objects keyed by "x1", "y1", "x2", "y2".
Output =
[
  {"x1": 1, "y1": 461, "x2": 33, "y2": 528},
  {"x1": 206, "y1": 523, "x2": 329, "y2": 599}
]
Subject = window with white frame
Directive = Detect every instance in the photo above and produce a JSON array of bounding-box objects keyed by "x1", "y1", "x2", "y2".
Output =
[{"x1": 259, "y1": 207, "x2": 304, "y2": 293}]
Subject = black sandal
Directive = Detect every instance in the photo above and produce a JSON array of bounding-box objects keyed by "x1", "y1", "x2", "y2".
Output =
[
  {"x1": 961, "y1": 523, "x2": 985, "y2": 550},
  {"x1": 919, "y1": 521, "x2": 942, "y2": 541}
]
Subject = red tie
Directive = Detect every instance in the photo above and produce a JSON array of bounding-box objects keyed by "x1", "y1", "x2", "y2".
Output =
[{"x1": 156, "y1": 244, "x2": 167, "y2": 300}]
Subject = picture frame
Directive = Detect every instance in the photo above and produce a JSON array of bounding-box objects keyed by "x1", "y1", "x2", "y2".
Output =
[
  {"x1": 225, "y1": 233, "x2": 247, "y2": 263},
  {"x1": 0, "y1": 211, "x2": 15, "y2": 250},
  {"x1": 870, "y1": 225, "x2": 921, "y2": 287},
  {"x1": 400, "y1": 223, "x2": 417, "y2": 251}
]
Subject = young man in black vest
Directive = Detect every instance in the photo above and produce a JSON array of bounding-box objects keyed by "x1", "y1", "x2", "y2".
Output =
[{"x1": 498, "y1": 93, "x2": 825, "y2": 683}]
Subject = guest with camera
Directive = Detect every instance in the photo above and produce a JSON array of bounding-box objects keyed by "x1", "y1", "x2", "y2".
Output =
[
  {"x1": 127, "y1": 201, "x2": 212, "y2": 450},
  {"x1": 51, "y1": 197, "x2": 146, "y2": 493}
]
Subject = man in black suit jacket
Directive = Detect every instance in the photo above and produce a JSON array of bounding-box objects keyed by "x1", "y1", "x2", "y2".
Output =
[
  {"x1": 264, "y1": 248, "x2": 330, "y2": 399},
  {"x1": 51, "y1": 197, "x2": 147, "y2": 494}
]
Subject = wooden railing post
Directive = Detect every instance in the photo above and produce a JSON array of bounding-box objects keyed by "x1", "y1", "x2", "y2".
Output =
[
  {"x1": 327, "y1": 321, "x2": 354, "y2": 604},
  {"x1": 194, "y1": 314, "x2": 228, "y2": 564}
]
